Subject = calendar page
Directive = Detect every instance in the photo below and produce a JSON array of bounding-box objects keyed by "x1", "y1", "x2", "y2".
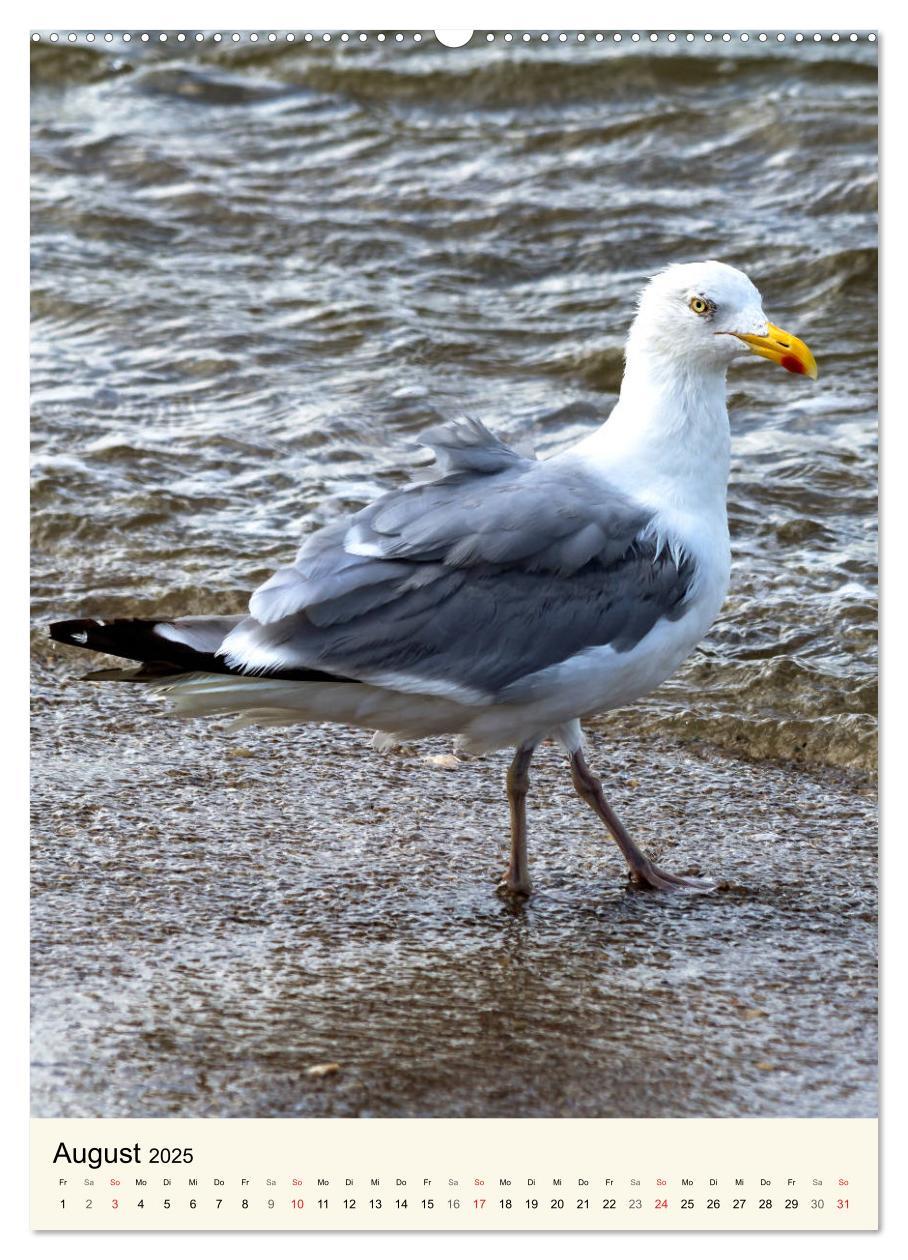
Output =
[{"x1": 30, "y1": 24, "x2": 878, "y2": 1234}]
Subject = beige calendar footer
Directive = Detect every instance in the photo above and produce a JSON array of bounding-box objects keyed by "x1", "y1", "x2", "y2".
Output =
[{"x1": 31, "y1": 1116, "x2": 877, "y2": 1230}]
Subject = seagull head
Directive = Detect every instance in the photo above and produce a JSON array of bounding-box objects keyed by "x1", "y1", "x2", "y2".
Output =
[{"x1": 629, "y1": 260, "x2": 818, "y2": 380}]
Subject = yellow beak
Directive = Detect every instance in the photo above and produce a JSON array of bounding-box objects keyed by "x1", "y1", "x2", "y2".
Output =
[{"x1": 734, "y1": 322, "x2": 818, "y2": 380}]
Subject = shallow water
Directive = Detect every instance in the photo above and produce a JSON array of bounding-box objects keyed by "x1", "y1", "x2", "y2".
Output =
[{"x1": 31, "y1": 33, "x2": 877, "y2": 1118}]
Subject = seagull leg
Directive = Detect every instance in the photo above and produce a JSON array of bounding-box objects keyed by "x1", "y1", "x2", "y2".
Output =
[
  {"x1": 569, "y1": 749, "x2": 715, "y2": 893},
  {"x1": 497, "y1": 742, "x2": 536, "y2": 898}
]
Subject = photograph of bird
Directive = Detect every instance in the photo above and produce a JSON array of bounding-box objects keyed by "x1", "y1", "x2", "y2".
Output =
[{"x1": 50, "y1": 260, "x2": 817, "y2": 898}]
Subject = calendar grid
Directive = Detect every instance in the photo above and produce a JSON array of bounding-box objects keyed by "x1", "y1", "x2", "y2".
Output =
[{"x1": 31, "y1": 1117, "x2": 877, "y2": 1231}]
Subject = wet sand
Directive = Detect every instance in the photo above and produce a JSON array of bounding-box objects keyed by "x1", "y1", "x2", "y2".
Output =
[{"x1": 31, "y1": 656, "x2": 877, "y2": 1119}]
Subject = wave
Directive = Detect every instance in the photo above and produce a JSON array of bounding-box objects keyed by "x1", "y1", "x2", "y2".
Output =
[{"x1": 32, "y1": 39, "x2": 878, "y2": 102}]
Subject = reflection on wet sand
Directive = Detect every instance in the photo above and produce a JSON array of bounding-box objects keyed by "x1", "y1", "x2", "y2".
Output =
[{"x1": 31, "y1": 687, "x2": 876, "y2": 1118}]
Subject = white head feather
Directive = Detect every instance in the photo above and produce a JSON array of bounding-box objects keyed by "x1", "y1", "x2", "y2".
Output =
[{"x1": 626, "y1": 260, "x2": 770, "y2": 377}]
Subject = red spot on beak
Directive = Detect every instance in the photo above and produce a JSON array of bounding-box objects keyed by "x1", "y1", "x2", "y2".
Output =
[{"x1": 780, "y1": 354, "x2": 806, "y2": 375}]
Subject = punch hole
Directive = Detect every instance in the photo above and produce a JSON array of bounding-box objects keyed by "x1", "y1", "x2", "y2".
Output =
[{"x1": 434, "y1": 30, "x2": 473, "y2": 47}]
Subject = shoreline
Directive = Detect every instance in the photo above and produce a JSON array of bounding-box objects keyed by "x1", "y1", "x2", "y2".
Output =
[{"x1": 31, "y1": 665, "x2": 877, "y2": 1120}]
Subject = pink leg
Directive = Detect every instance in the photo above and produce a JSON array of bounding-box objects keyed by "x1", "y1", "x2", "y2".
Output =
[
  {"x1": 570, "y1": 749, "x2": 714, "y2": 893},
  {"x1": 497, "y1": 743, "x2": 535, "y2": 898}
]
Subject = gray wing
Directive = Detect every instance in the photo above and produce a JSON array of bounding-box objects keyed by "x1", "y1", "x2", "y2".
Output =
[{"x1": 218, "y1": 419, "x2": 695, "y2": 704}]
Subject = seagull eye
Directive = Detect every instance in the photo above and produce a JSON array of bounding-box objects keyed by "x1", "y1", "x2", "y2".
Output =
[{"x1": 689, "y1": 296, "x2": 710, "y2": 315}]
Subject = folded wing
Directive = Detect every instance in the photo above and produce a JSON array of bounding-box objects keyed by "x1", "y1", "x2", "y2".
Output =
[{"x1": 218, "y1": 419, "x2": 696, "y2": 705}]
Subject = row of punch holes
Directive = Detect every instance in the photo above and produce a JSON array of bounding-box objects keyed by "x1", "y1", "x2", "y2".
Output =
[{"x1": 32, "y1": 31, "x2": 877, "y2": 46}]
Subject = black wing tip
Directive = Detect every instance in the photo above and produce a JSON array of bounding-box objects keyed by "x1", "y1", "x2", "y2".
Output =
[
  {"x1": 47, "y1": 616, "x2": 357, "y2": 685},
  {"x1": 48, "y1": 617, "x2": 165, "y2": 656},
  {"x1": 49, "y1": 618, "x2": 99, "y2": 646}
]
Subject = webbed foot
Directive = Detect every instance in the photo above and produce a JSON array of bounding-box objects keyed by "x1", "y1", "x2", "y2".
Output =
[{"x1": 627, "y1": 860, "x2": 716, "y2": 893}]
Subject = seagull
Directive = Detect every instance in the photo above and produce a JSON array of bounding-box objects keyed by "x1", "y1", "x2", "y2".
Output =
[{"x1": 50, "y1": 261, "x2": 817, "y2": 897}]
